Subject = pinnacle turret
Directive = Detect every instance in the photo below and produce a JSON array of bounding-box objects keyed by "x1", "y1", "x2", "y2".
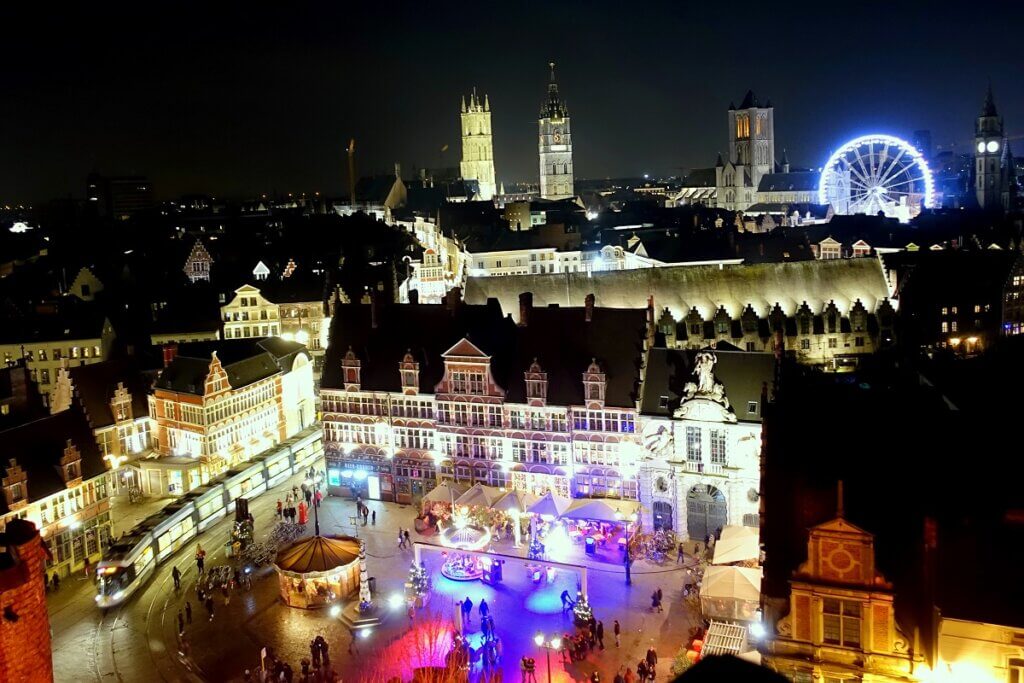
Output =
[{"x1": 982, "y1": 83, "x2": 998, "y2": 118}]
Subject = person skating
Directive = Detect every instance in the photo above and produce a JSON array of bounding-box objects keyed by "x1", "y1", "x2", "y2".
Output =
[
  {"x1": 560, "y1": 589, "x2": 575, "y2": 610},
  {"x1": 172, "y1": 565, "x2": 181, "y2": 590},
  {"x1": 185, "y1": 600, "x2": 192, "y2": 624},
  {"x1": 614, "y1": 619, "x2": 621, "y2": 647}
]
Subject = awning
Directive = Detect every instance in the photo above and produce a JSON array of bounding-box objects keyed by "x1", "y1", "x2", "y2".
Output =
[
  {"x1": 701, "y1": 566, "x2": 762, "y2": 601},
  {"x1": 528, "y1": 491, "x2": 572, "y2": 517},
  {"x1": 274, "y1": 535, "x2": 360, "y2": 574},
  {"x1": 421, "y1": 481, "x2": 468, "y2": 505},
  {"x1": 455, "y1": 483, "x2": 503, "y2": 508},
  {"x1": 712, "y1": 525, "x2": 761, "y2": 565},
  {"x1": 563, "y1": 498, "x2": 643, "y2": 522},
  {"x1": 491, "y1": 490, "x2": 539, "y2": 514}
]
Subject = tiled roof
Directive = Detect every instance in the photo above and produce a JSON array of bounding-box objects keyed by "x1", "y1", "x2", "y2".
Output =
[
  {"x1": 67, "y1": 359, "x2": 152, "y2": 429},
  {"x1": 154, "y1": 338, "x2": 308, "y2": 395}
]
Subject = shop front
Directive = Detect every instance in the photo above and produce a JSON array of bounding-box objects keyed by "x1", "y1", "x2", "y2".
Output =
[{"x1": 326, "y1": 456, "x2": 394, "y2": 501}]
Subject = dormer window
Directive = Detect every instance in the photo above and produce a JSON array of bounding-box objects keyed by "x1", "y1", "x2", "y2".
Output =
[
  {"x1": 61, "y1": 440, "x2": 83, "y2": 486},
  {"x1": 111, "y1": 382, "x2": 132, "y2": 422},
  {"x1": 525, "y1": 358, "x2": 548, "y2": 406},
  {"x1": 342, "y1": 347, "x2": 362, "y2": 391},
  {"x1": 2, "y1": 458, "x2": 27, "y2": 510},
  {"x1": 399, "y1": 350, "x2": 419, "y2": 395},
  {"x1": 582, "y1": 358, "x2": 606, "y2": 408}
]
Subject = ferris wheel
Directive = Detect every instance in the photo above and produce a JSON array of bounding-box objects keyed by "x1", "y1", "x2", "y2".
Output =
[{"x1": 819, "y1": 134, "x2": 935, "y2": 221}]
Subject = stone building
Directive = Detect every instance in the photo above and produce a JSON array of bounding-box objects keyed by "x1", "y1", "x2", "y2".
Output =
[
  {"x1": 637, "y1": 348, "x2": 770, "y2": 539},
  {"x1": 460, "y1": 89, "x2": 497, "y2": 201},
  {"x1": 319, "y1": 294, "x2": 650, "y2": 504},
  {"x1": 147, "y1": 338, "x2": 315, "y2": 494},
  {"x1": 538, "y1": 63, "x2": 574, "y2": 200},
  {"x1": 183, "y1": 239, "x2": 214, "y2": 283},
  {"x1": 465, "y1": 258, "x2": 896, "y2": 368},
  {"x1": 974, "y1": 86, "x2": 1016, "y2": 211},
  {"x1": 0, "y1": 519, "x2": 54, "y2": 682}
]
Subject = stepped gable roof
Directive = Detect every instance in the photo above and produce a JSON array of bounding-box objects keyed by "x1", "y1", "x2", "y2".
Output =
[
  {"x1": 66, "y1": 359, "x2": 152, "y2": 429},
  {"x1": 640, "y1": 347, "x2": 773, "y2": 421},
  {"x1": 756, "y1": 172, "x2": 819, "y2": 193},
  {"x1": 321, "y1": 301, "x2": 646, "y2": 408},
  {"x1": 465, "y1": 257, "x2": 888, "y2": 321},
  {"x1": 0, "y1": 406, "x2": 105, "y2": 515},
  {"x1": 155, "y1": 337, "x2": 307, "y2": 395}
]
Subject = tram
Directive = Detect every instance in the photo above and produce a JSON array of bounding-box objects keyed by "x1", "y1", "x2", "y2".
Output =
[{"x1": 95, "y1": 427, "x2": 322, "y2": 608}]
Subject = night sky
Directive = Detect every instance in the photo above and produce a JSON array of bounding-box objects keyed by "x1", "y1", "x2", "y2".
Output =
[{"x1": 3, "y1": 1, "x2": 1022, "y2": 203}]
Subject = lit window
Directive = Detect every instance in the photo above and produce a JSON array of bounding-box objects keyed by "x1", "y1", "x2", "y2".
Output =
[{"x1": 822, "y1": 599, "x2": 861, "y2": 647}]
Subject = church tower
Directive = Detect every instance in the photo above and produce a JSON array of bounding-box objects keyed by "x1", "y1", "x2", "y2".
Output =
[
  {"x1": 728, "y1": 90, "x2": 775, "y2": 188},
  {"x1": 538, "y1": 62, "x2": 574, "y2": 200},
  {"x1": 975, "y1": 85, "x2": 1006, "y2": 210},
  {"x1": 460, "y1": 88, "x2": 497, "y2": 201}
]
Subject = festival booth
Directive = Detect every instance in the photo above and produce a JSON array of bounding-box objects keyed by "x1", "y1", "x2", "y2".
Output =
[
  {"x1": 491, "y1": 490, "x2": 539, "y2": 547},
  {"x1": 561, "y1": 498, "x2": 643, "y2": 554},
  {"x1": 528, "y1": 491, "x2": 572, "y2": 517},
  {"x1": 712, "y1": 525, "x2": 760, "y2": 566},
  {"x1": 274, "y1": 535, "x2": 361, "y2": 609},
  {"x1": 420, "y1": 482, "x2": 467, "y2": 513},
  {"x1": 454, "y1": 483, "x2": 502, "y2": 508},
  {"x1": 699, "y1": 565, "x2": 762, "y2": 621}
]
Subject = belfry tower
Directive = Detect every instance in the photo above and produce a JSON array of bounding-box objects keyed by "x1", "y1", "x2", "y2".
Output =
[
  {"x1": 538, "y1": 62, "x2": 575, "y2": 200},
  {"x1": 460, "y1": 88, "x2": 496, "y2": 201}
]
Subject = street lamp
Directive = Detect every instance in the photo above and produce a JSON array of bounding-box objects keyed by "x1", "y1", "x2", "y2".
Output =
[
  {"x1": 534, "y1": 632, "x2": 562, "y2": 683},
  {"x1": 617, "y1": 510, "x2": 640, "y2": 585},
  {"x1": 304, "y1": 472, "x2": 324, "y2": 536}
]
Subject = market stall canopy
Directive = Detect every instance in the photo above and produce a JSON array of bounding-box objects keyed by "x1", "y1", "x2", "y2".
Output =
[
  {"x1": 421, "y1": 481, "x2": 468, "y2": 505},
  {"x1": 528, "y1": 491, "x2": 572, "y2": 517},
  {"x1": 274, "y1": 535, "x2": 360, "y2": 574},
  {"x1": 491, "y1": 489, "x2": 539, "y2": 513},
  {"x1": 455, "y1": 483, "x2": 503, "y2": 508},
  {"x1": 562, "y1": 498, "x2": 643, "y2": 522},
  {"x1": 701, "y1": 565, "x2": 762, "y2": 601},
  {"x1": 713, "y1": 525, "x2": 761, "y2": 565}
]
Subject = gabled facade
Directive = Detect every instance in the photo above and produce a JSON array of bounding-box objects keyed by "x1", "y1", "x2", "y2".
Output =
[
  {"x1": 764, "y1": 500, "x2": 924, "y2": 682},
  {"x1": 183, "y1": 240, "x2": 213, "y2": 283}
]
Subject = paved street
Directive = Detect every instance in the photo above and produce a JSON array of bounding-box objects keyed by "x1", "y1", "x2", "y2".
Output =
[{"x1": 49, "y1": 466, "x2": 704, "y2": 683}]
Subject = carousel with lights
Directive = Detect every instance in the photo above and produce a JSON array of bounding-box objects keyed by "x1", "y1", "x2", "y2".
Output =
[{"x1": 438, "y1": 505, "x2": 492, "y2": 581}]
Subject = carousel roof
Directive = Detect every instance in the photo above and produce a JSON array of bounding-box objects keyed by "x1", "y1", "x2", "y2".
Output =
[{"x1": 274, "y1": 535, "x2": 360, "y2": 574}]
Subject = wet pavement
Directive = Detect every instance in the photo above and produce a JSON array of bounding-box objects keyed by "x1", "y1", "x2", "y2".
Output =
[{"x1": 50, "y1": 473, "x2": 705, "y2": 682}]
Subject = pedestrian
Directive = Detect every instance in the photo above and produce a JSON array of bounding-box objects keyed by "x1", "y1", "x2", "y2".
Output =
[
  {"x1": 614, "y1": 619, "x2": 621, "y2": 646},
  {"x1": 636, "y1": 660, "x2": 648, "y2": 683},
  {"x1": 348, "y1": 628, "x2": 359, "y2": 655},
  {"x1": 196, "y1": 545, "x2": 206, "y2": 574},
  {"x1": 185, "y1": 600, "x2": 192, "y2": 624},
  {"x1": 320, "y1": 636, "x2": 330, "y2": 666},
  {"x1": 172, "y1": 565, "x2": 181, "y2": 590},
  {"x1": 596, "y1": 620, "x2": 605, "y2": 649},
  {"x1": 623, "y1": 665, "x2": 635, "y2": 683},
  {"x1": 651, "y1": 591, "x2": 661, "y2": 612},
  {"x1": 560, "y1": 589, "x2": 573, "y2": 610},
  {"x1": 398, "y1": 529, "x2": 405, "y2": 549},
  {"x1": 479, "y1": 598, "x2": 489, "y2": 619},
  {"x1": 404, "y1": 529, "x2": 411, "y2": 547},
  {"x1": 371, "y1": 509, "x2": 376, "y2": 525},
  {"x1": 177, "y1": 609, "x2": 185, "y2": 635},
  {"x1": 646, "y1": 646, "x2": 658, "y2": 678},
  {"x1": 314, "y1": 490, "x2": 323, "y2": 508},
  {"x1": 310, "y1": 639, "x2": 321, "y2": 667},
  {"x1": 52, "y1": 572, "x2": 61, "y2": 592},
  {"x1": 704, "y1": 533, "x2": 710, "y2": 548},
  {"x1": 222, "y1": 584, "x2": 231, "y2": 606},
  {"x1": 614, "y1": 667, "x2": 625, "y2": 683},
  {"x1": 276, "y1": 499, "x2": 283, "y2": 520},
  {"x1": 677, "y1": 542, "x2": 686, "y2": 563},
  {"x1": 657, "y1": 587, "x2": 663, "y2": 604},
  {"x1": 461, "y1": 596, "x2": 473, "y2": 626},
  {"x1": 205, "y1": 596, "x2": 215, "y2": 621}
]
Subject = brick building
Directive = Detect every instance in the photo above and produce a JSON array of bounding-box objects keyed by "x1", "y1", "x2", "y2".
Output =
[{"x1": 0, "y1": 519, "x2": 53, "y2": 682}]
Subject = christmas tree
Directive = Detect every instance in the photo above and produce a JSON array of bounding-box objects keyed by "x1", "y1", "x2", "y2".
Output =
[
  {"x1": 358, "y1": 540, "x2": 374, "y2": 613},
  {"x1": 527, "y1": 537, "x2": 545, "y2": 560},
  {"x1": 232, "y1": 518, "x2": 253, "y2": 549},
  {"x1": 409, "y1": 561, "x2": 429, "y2": 597},
  {"x1": 573, "y1": 591, "x2": 593, "y2": 627}
]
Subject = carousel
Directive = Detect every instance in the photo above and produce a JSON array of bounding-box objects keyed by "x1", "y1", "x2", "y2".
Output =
[
  {"x1": 438, "y1": 506, "x2": 492, "y2": 581},
  {"x1": 273, "y1": 535, "x2": 361, "y2": 609}
]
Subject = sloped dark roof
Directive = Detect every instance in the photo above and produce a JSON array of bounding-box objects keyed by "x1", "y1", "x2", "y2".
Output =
[
  {"x1": 0, "y1": 300, "x2": 109, "y2": 344},
  {"x1": 892, "y1": 250, "x2": 1018, "y2": 305},
  {"x1": 0, "y1": 406, "x2": 106, "y2": 515},
  {"x1": 67, "y1": 359, "x2": 152, "y2": 429},
  {"x1": 154, "y1": 337, "x2": 308, "y2": 395},
  {"x1": 321, "y1": 301, "x2": 647, "y2": 408},
  {"x1": 240, "y1": 275, "x2": 327, "y2": 306},
  {"x1": 640, "y1": 347, "x2": 773, "y2": 421},
  {"x1": 756, "y1": 172, "x2": 819, "y2": 193},
  {"x1": 680, "y1": 168, "x2": 717, "y2": 188}
]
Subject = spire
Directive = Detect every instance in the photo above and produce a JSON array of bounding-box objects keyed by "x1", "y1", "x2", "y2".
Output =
[
  {"x1": 781, "y1": 148, "x2": 789, "y2": 165},
  {"x1": 461, "y1": 94, "x2": 466, "y2": 113},
  {"x1": 982, "y1": 82, "x2": 998, "y2": 117},
  {"x1": 542, "y1": 61, "x2": 567, "y2": 119},
  {"x1": 484, "y1": 93, "x2": 490, "y2": 112},
  {"x1": 715, "y1": 152, "x2": 724, "y2": 167},
  {"x1": 836, "y1": 480, "x2": 845, "y2": 518},
  {"x1": 549, "y1": 61, "x2": 558, "y2": 90},
  {"x1": 739, "y1": 90, "x2": 757, "y2": 109},
  {"x1": 471, "y1": 86, "x2": 477, "y2": 109},
  {"x1": 499, "y1": 181, "x2": 505, "y2": 195}
]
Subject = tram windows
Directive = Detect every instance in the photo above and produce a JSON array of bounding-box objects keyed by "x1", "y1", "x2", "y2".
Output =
[
  {"x1": 97, "y1": 564, "x2": 135, "y2": 600},
  {"x1": 157, "y1": 517, "x2": 195, "y2": 555}
]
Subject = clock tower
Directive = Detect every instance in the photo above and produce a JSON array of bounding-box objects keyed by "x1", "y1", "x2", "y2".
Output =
[
  {"x1": 975, "y1": 85, "x2": 1006, "y2": 210},
  {"x1": 538, "y1": 62, "x2": 574, "y2": 200}
]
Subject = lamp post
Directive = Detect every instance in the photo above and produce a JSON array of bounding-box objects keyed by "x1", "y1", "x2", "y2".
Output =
[
  {"x1": 305, "y1": 472, "x2": 324, "y2": 536},
  {"x1": 618, "y1": 510, "x2": 639, "y2": 585},
  {"x1": 533, "y1": 632, "x2": 562, "y2": 683}
]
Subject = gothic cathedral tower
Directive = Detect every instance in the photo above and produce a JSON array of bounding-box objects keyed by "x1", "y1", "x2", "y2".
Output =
[
  {"x1": 975, "y1": 85, "x2": 1006, "y2": 210},
  {"x1": 538, "y1": 63, "x2": 574, "y2": 200},
  {"x1": 460, "y1": 88, "x2": 497, "y2": 201}
]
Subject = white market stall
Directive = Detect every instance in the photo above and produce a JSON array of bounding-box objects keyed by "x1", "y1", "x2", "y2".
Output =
[
  {"x1": 700, "y1": 565, "x2": 762, "y2": 621},
  {"x1": 712, "y1": 525, "x2": 761, "y2": 565}
]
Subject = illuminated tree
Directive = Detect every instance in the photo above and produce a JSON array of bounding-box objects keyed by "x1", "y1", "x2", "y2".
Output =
[
  {"x1": 409, "y1": 561, "x2": 429, "y2": 597},
  {"x1": 358, "y1": 540, "x2": 374, "y2": 612}
]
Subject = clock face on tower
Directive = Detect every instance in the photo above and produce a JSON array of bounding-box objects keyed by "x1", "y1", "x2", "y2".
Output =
[
  {"x1": 553, "y1": 128, "x2": 562, "y2": 143},
  {"x1": 978, "y1": 141, "x2": 986, "y2": 154},
  {"x1": 987, "y1": 140, "x2": 1000, "y2": 153}
]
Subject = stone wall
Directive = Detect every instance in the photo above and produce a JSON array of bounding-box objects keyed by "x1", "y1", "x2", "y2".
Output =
[{"x1": 0, "y1": 519, "x2": 53, "y2": 682}]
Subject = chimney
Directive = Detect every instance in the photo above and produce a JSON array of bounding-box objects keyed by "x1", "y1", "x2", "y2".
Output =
[
  {"x1": 519, "y1": 292, "x2": 533, "y2": 326},
  {"x1": 447, "y1": 287, "x2": 462, "y2": 316},
  {"x1": 584, "y1": 293, "x2": 595, "y2": 322},
  {"x1": 162, "y1": 343, "x2": 178, "y2": 368},
  {"x1": 370, "y1": 291, "x2": 379, "y2": 329},
  {"x1": 408, "y1": 289, "x2": 419, "y2": 305}
]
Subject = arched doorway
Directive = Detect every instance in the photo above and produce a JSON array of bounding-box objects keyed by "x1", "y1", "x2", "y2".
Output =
[
  {"x1": 687, "y1": 484, "x2": 727, "y2": 540},
  {"x1": 652, "y1": 501, "x2": 673, "y2": 531}
]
